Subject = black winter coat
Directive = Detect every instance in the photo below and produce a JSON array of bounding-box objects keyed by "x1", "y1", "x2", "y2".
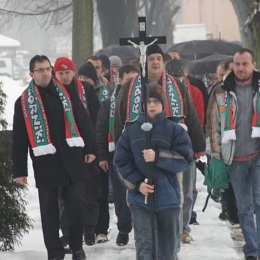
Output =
[
  {"x1": 12, "y1": 79, "x2": 97, "y2": 189},
  {"x1": 95, "y1": 98, "x2": 113, "y2": 162},
  {"x1": 68, "y1": 78, "x2": 100, "y2": 128}
]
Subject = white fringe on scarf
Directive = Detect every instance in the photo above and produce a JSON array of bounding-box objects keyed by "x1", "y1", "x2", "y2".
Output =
[
  {"x1": 33, "y1": 144, "x2": 56, "y2": 157},
  {"x1": 222, "y1": 130, "x2": 236, "y2": 144},
  {"x1": 66, "y1": 137, "x2": 85, "y2": 147},
  {"x1": 178, "y1": 123, "x2": 188, "y2": 132},
  {"x1": 251, "y1": 127, "x2": 260, "y2": 138},
  {"x1": 109, "y1": 142, "x2": 115, "y2": 152}
]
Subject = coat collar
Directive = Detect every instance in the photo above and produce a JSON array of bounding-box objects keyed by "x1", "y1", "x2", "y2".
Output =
[
  {"x1": 137, "y1": 111, "x2": 166, "y2": 126},
  {"x1": 222, "y1": 70, "x2": 260, "y2": 93}
]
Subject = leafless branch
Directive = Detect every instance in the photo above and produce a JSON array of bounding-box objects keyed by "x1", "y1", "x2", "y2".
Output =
[{"x1": 0, "y1": 3, "x2": 71, "y2": 16}]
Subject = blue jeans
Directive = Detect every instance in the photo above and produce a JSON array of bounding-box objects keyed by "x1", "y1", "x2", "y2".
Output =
[
  {"x1": 130, "y1": 204, "x2": 179, "y2": 260},
  {"x1": 228, "y1": 154, "x2": 260, "y2": 258},
  {"x1": 110, "y1": 163, "x2": 132, "y2": 234}
]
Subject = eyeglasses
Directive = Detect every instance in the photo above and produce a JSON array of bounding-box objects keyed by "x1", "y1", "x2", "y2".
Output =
[{"x1": 33, "y1": 67, "x2": 52, "y2": 73}]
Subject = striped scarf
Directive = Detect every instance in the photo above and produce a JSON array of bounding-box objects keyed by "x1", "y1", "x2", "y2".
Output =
[
  {"x1": 125, "y1": 71, "x2": 185, "y2": 124},
  {"x1": 108, "y1": 88, "x2": 117, "y2": 152},
  {"x1": 74, "y1": 77, "x2": 89, "y2": 116},
  {"x1": 21, "y1": 78, "x2": 84, "y2": 156},
  {"x1": 222, "y1": 80, "x2": 260, "y2": 143}
]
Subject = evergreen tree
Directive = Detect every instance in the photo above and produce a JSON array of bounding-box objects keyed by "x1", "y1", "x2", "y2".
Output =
[{"x1": 0, "y1": 80, "x2": 33, "y2": 251}]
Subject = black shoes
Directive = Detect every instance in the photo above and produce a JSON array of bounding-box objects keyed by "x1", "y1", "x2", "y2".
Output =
[
  {"x1": 219, "y1": 211, "x2": 229, "y2": 221},
  {"x1": 189, "y1": 217, "x2": 200, "y2": 225},
  {"x1": 59, "y1": 235, "x2": 69, "y2": 247},
  {"x1": 72, "y1": 249, "x2": 86, "y2": 260},
  {"x1": 84, "y1": 233, "x2": 95, "y2": 246},
  {"x1": 245, "y1": 256, "x2": 257, "y2": 260},
  {"x1": 116, "y1": 232, "x2": 129, "y2": 246}
]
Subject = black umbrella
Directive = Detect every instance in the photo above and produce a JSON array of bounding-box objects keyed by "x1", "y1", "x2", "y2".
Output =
[
  {"x1": 167, "y1": 39, "x2": 242, "y2": 60},
  {"x1": 189, "y1": 54, "x2": 233, "y2": 75},
  {"x1": 95, "y1": 44, "x2": 138, "y2": 60}
]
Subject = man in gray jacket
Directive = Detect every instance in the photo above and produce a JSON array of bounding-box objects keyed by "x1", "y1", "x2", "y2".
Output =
[{"x1": 206, "y1": 48, "x2": 260, "y2": 260}]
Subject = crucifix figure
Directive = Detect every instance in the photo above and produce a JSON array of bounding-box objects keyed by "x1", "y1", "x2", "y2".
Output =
[
  {"x1": 127, "y1": 38, "x2": 158, "y2": 77},
  {"x1": 120, "y1": 17, "x2": 166, "y2": 83}
]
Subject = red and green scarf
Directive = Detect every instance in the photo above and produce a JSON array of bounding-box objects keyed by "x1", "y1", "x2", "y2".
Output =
[
  {"x1": 110, "y1": 69, "x2": 118, "y2": 88},
  {"x1": 202, "y1": 73, "x2": 215, "y2": 92},
  {"x1": 74, "y1": 77, "x2": 89, "y2": 116},
  {"x1": 108, "y1": 88, "x2": 117, "y2": 152},
  {"x1": 96, "y1": 77, "x2": 110, "y2": 103},
  {"x1": 222, "y1": 80, "x2": 260, "y2": 143},
  {"x1": 222, "y1": 91, "x2": 236, "y2": 143},
  {"x1": 21, "y1": 78, "x2": 84, "y2": 156},
  {"x1": 126, "y1": 71, "x2": 184, "y2": 123},
  {"x1": 181, "y1": 76, "x2": 192, "y2": 99}
]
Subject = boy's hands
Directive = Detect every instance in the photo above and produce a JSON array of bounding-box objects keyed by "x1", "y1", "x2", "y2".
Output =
[
  {"x1": 142, "y1": 149, "x2": 155, "y2": 162},
  {"x1": 140, "y1": 182, "x2": 154, "y2": 196},
  {"x1": 15, "y1": 177, "x2": 27, "y2": 185}
]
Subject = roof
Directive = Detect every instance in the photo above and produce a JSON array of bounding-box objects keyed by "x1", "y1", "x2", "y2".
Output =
[{"x1": 0, "y1": 34, "x2": 20, "y2": 48}]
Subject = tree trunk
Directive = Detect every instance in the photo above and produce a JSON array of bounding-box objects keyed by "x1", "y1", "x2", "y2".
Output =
[
  {"x1": 230, "y1": 0, "x2": 248, "y2": 44},
  {"x1": 96, "y1": 0, "x2": 178, "y2": 50},
  {"x1": 230, "y1": 0, "x2": 260, "y2": 67},
  {"x1": 72, "y1": 0, "x2": 93, "y2": 71},
  {"x1": 96, "y1": 0, "x2": 129, "y2": 47}
]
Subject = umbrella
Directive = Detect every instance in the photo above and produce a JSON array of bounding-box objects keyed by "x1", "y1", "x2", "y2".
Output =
[
  {"x1": 202, "y1": 157, "x2": 229, "y2": 212},
  {"x1": 189, "y1": 54, "x2": 233, "y2": 75},
  {"x1": 167, "y1": 39, "x2": 242, "y2": 60},
  {"x1": 95, "y1": 44, "x2": 138, "y2": 60}
]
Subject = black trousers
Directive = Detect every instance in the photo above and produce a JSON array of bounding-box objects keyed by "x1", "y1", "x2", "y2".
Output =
[
  {"x1": 84, "y1": 163, "x2": 101, "y2": 234},
  {"x1": 94, "y1": 166, "x2": 110, "y2": 235},
  {"x1": 59, "y1": 162, "x2": 101, "y2": 236},
  {"x1": 38, "y1": 180, "x2": 86, "y2": 259}
]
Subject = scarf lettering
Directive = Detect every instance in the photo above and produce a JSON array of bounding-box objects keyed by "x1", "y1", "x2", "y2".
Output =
[{"x1": 21, "y1": 78, "x2": 84, "y2": 157}]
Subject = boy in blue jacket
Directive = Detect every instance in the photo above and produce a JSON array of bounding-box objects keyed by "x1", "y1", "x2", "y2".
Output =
[{"x1": 114, "y1": 83, "x2": 192, "y2": 260}]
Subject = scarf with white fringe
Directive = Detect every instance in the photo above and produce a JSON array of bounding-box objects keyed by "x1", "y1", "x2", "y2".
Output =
[
  {"x1": 21, "y1": 78, "x2": 84, "y2": 156},
  {"x1": 222, "y1": 79, "x2": 260, "y2": 143},
  {"x1": 126, "y1": 71, "x2": 185, "y2": 125}
]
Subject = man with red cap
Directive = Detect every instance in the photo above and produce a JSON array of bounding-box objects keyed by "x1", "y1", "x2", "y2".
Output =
[
  {"x1": 53, "y1": 57, "x2": 101, "y2": 248},
  {"x1": 12, "y1": 55, "x2": 97, "y2": 260},
  {"x1": 54, "y1": 57, "x2": 100, "y2": 126}
]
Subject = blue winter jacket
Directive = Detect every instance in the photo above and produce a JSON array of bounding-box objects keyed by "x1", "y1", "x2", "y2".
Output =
[{"x1": 114, "y1": 111, "x2": 192, "y2": 211}]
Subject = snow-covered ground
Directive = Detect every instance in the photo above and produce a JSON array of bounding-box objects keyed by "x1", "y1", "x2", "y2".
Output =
[{"x1": 0, "y1": 76, "x2": 243, "y2": 260}]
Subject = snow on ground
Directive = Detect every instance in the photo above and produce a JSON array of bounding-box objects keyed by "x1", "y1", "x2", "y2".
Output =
[{"x1": 0, "y1": 76, "x2": 243, "y2": 260}]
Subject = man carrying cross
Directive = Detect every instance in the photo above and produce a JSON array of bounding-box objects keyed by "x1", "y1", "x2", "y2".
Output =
[{"x1": 114, "y1": 44, "x2": 205, "y2": 154}]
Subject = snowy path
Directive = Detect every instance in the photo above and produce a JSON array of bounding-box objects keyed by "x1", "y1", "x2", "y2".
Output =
[{"x1": 0, "y1": 76, "x2": 244, "y2": 260}]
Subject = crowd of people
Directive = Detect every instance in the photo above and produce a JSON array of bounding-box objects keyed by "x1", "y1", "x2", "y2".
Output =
[{"x1": 11, "y1": 44, "x2": 260, "y2": 260}]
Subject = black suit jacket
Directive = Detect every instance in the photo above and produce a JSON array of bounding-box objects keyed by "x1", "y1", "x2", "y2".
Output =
[{"x1": 12, "y1": 79, "x2": 97, "y2": 188}]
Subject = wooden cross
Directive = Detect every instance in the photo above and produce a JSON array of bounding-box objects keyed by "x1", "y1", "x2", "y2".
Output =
[{"x1": 119, "y1": 17, "x2": 166, "y2": 83}]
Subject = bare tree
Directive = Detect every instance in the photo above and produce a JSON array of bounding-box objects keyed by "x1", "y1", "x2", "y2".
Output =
[
  {"x1": 0, "y1": 0, "x2": 94, "y2": 69},
  {"x1": 72, "y1": 0, "x2": 93, "y2": 69},
  {"x1": 95, "y1": 0, "x2": 180, "y2": 51},
  {"x1": 230, "y1": 0, "x2": 260, "y2": 67},
  {"x1": 96, "y1": 0, "x2": 138, "y2": 47}
]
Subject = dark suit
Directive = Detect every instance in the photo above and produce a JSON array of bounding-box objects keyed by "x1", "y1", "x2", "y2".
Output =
[{"x1": 12, "y1": 79, "x2": 96, "y2": 259}]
